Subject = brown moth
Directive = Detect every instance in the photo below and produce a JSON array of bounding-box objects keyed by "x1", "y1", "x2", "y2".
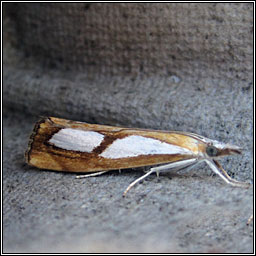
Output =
[{"x1": 25, "y1": 117, "x2": 250, "y2": 195}]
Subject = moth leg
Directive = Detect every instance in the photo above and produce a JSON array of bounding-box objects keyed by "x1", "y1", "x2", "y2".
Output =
[
  {"x1": 166, "y1": 160, "x2": 204, "y2": 174},
  {"x1": 153, "y1": 158, "x2": 200, "y2": 176},
  {"x1": 123, "y1": 159, "x2": 198, "y2": 196},
  {"x1": 205, "y1": 159, "x2": 250, "y2": 188},
  {"x1": 247, "y1": 214, "x2": 253, "y2": 225},
  {"x1": 76, "y1": 170, "x2": 110, "y2": 179},
  {"x1": 123, "y1": 169, "x2": 156, "y2": 197}
]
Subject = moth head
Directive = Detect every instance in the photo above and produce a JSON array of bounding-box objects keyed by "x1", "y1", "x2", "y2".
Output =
[
  {"x1": 205, "y1": 140, "x2": 242, "y2": 159},
  {"x1": 184, "y1": 132, "x2": 242, "y2": 159}
]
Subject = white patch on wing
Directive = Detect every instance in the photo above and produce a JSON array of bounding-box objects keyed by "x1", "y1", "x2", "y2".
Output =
[
  {"x1": 100, "y1": 135, "x2": 192, "y2": 159},
  {"x1": 49, "y1": 128, "x2": 104, "y2": 152}
]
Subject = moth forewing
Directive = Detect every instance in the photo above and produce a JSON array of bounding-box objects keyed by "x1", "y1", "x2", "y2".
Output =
[
  {"x1": 25, "y1": 117, "x2": 250, "y2": 195},
  {"x1": 25, "y1": 117, "x2": 201, "y2": 172}
]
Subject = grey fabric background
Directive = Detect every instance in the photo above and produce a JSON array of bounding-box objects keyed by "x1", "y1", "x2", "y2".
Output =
[{"x1": 3, "y1": 3, "x2": 254, "y2": 253}]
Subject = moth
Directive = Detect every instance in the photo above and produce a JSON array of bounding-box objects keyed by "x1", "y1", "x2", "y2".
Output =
[{"x1": 25, "y1": 117, "x2": 250, "y2": 196}]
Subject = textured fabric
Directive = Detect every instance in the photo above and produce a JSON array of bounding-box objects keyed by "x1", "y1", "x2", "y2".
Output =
[
  {"x1": 3, "y1": 3, "x2": 253, "y2": 253},
  {"x1": 4, "y1": 3, "x2": 253, "y2": 77},
  {"x1": 3, "y1": 3, "x2": 253, "y2": 125}
]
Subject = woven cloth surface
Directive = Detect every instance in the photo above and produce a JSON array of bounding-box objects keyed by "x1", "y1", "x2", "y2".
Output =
[{"x1": 3, "y1": 3, "x2": 253, "y2": 253}]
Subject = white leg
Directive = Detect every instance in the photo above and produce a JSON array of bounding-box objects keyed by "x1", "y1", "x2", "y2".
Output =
[
  {"x1": 162, "y1": 159, "x2": 203, "y2": 174},
  {"x1": 150, "y1": 159, "x2": 198, "y2": 173},
  {"x1": 123, "y1": 169, "x2": 156, "y2": 196},
  {"x1": 76, "y1": 170, "x2": 110, "y2": 179},
  {"x1": 123, "y1": 158, "x2": 198, "y2": 196},
  {"x1": 247, "y1": 214, "x2": 253, "y2": 225},
  {"x1": 205, "y1": 159, "x2": 250, "y2": 188}
]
